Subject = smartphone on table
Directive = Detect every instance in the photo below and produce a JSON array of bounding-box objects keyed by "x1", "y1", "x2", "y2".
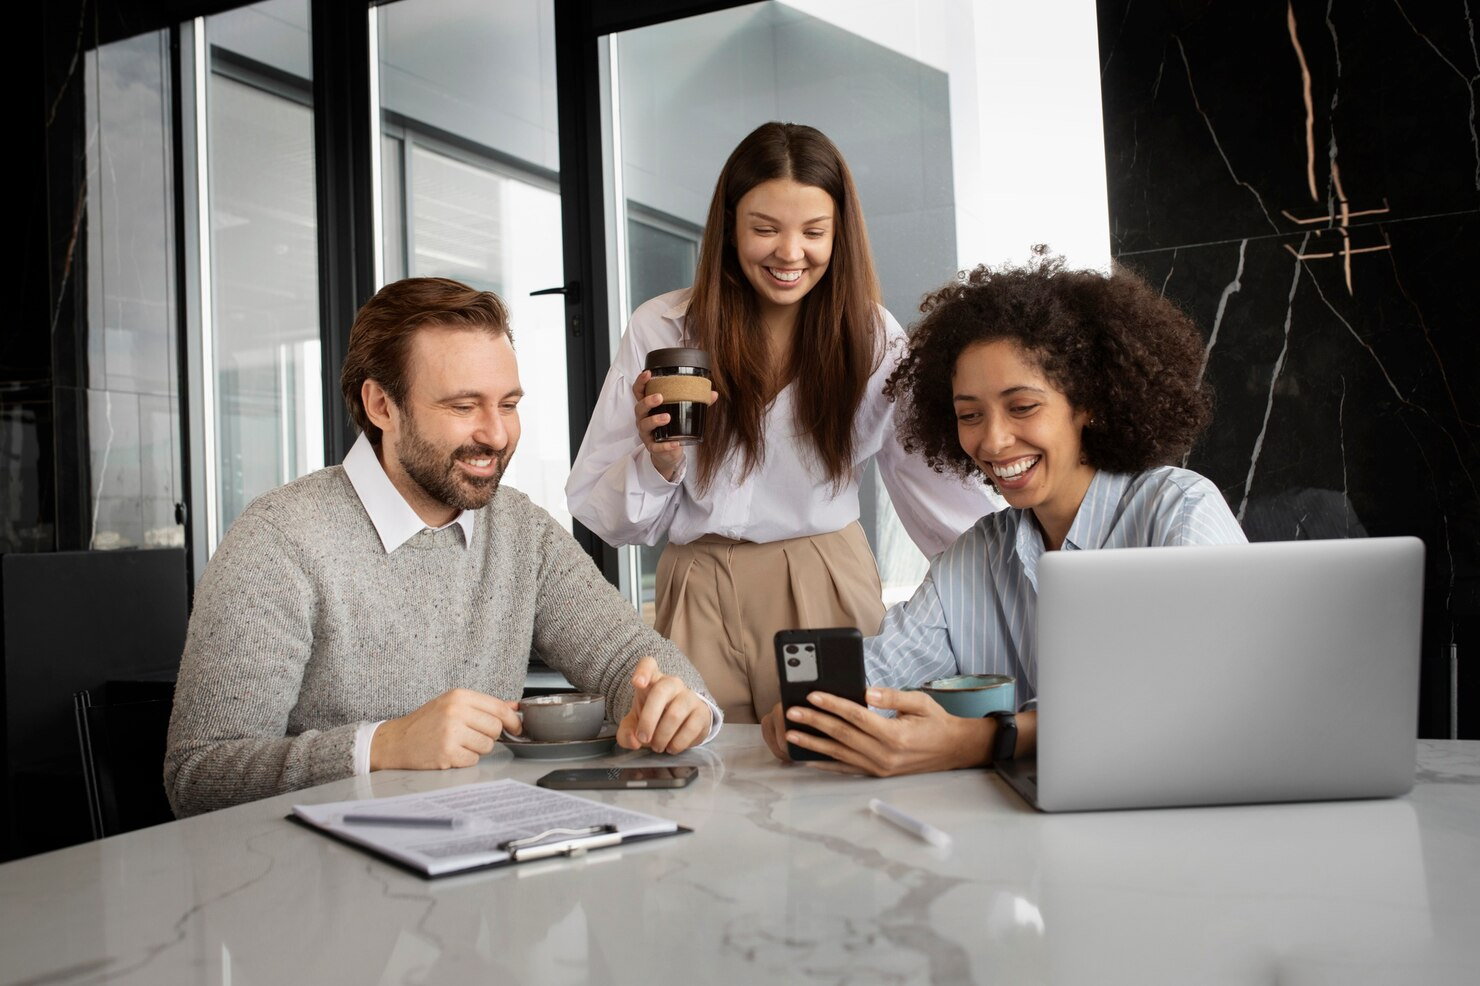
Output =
[
  {"x1": 536, "y1": 766, "x2": 698, "y2": 790},
  {"x1": 774, "y1": 627, "x2": 867, "y2": 762}
]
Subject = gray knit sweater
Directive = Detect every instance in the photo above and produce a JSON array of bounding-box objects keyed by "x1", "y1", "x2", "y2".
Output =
[{"x1": 164, "y1": 466, "x2": 711, "y2": 817}]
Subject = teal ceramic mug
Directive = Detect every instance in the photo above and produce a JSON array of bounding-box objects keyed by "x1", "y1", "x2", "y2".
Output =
[{"x1": 916, "y1": 674, "x2": 1016, "y2": 717}]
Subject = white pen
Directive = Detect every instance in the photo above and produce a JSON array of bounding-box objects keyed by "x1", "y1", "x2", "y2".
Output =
[{"x1": 867, "y1": 798, "x2": 952, "y2": 848}]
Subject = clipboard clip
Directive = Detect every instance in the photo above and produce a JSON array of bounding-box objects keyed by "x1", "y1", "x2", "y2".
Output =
[{"x1": 500, "y1": 824, "x2": 621, "y2": 861}]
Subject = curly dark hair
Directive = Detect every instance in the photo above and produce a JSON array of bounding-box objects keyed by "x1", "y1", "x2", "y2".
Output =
[{"x1": 884, "y1": 250, "x2": 1213, "y2": 481}]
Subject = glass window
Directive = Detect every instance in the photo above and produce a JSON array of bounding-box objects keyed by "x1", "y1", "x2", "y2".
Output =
[
  {"x1": 604, "y1": 0, "x2": 1111, "y2": 611},
  {"x1": 202, "y1": 0, "x2": 321, "y2": 544},
  {"x1": 627, "y1": 209, "x2": 700, "y2": 312},
  {"x1": 82, "y1": 31, "x2": 185, "y2": 552},
  {"x1": 377, "y1": 0, "x2": 569, "y2": 528}
]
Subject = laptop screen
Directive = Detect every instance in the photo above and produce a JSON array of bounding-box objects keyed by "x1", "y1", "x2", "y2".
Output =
[{"x1": 1026, "y1": 537, "x2": 1423, "y2": 812}]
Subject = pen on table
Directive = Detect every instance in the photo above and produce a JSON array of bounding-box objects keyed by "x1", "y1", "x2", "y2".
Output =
[
  {"x1": 867, "y1": 798, "x2": 952, "y2": 849},
  {"x1": 342, "y1": 814, "x2": 461, "y2": 829}
]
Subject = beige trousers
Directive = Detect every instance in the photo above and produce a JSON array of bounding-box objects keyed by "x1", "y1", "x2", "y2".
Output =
[{"x1": 654, "y1": 522, "x2": 886, "y2": 724}]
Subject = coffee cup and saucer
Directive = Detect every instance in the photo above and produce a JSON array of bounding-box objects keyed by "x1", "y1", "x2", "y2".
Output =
[{"x1": 500, "y1": 693, "x2": 618, "y2": 760}]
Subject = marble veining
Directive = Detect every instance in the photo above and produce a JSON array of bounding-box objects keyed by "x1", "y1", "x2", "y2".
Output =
[
  {"x1": 50, "y1": 180, "x2": 85, "y2": 345},
  {"x1": 83, "y1": 826, "x2": 281, "y2": 985},
  {"x1": 1157, "y1": 245, "x2": 1176, "y2": 296},
  {"x1": 45, "y1": 1, "x2": 87, "y2": 128},
  {"x1": 361, "y1": 855, "x2": 450, "y2": 962},
  {"x1": 1283, "y1": 3, "x2": 1396, "y2": 295},
  {"x1": 1288, "y1": 3, "x2": 1320, "y2": 202},
  {"x1": 1390, "y1": 0, "x2": 1480, "y2": 188},
  {"x1": 719, "y1": 773, "x2": 974, "y2": 980},
  {"x1": 1416, "y1": 738, "x2": 1480, "y2": 781},
  {"x1": 1193, "y1": 237, "x2": 1245, "y2": 389},
  {"x1": 1171, "y1": 35, "x2": 1282, "y2": 235},
  {"x1": 1, "y1": 729, "x2": 1477, "y2": 986},
  {"x1": 1098, "y1": 0, "x2": 1479, "y2": 737},
  {"x1": 1236, "y1": 238, "x2": 1306, "y2": 525}
]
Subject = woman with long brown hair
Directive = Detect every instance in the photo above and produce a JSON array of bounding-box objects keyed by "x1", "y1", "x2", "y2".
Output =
[{"x1": 566, "y1": 122, "x2": 994, "y2": 723}]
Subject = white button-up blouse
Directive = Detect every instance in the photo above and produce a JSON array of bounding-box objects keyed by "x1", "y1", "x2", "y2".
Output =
[{"x1": 565, "y1": 289, "x2": 999, "y2": 553}]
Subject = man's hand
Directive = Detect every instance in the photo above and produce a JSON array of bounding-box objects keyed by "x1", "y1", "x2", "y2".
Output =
[
  {"x1": 370, "y1": 688, "x2": 522, "y2": 771},
  {"x1": 771, "y1": 687, "x2": 996, "y2": 777},
  {"x1": 616, "y1": 656, "x2": 712, "y2": 754}
]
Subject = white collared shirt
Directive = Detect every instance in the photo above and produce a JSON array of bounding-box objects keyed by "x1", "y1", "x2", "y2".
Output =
[
  {"x1": 342, "y1": 433, "x2": 475, "y2": 552},
  {"x1": 565, "y1": 289, "x2": 1000, "y2": 550}
]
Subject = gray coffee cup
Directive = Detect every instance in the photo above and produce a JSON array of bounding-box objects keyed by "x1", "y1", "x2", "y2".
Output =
[{"x1": 520, "y1": 693, "x2": 606, "y2": 742}]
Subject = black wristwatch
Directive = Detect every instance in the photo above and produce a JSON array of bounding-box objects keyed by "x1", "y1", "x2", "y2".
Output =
[{"x1": 986, "y1": 710, "x2": 1017, "y2": 764}]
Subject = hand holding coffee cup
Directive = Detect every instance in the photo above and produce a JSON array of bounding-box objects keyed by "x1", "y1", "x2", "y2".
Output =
[
  {"x1": 633, "y1": 348, "x2": 714, "y2": 480},
  {"x1": 915, "y1": 674, "x2": 1016, "y2": 717}
]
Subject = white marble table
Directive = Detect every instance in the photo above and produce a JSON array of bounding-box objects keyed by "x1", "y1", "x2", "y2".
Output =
[{"x1": 2, "y1": 731, "x2": 1477, "y2": 986}]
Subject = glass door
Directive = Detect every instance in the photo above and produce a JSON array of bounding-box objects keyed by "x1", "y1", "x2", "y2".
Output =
[
  {"x1": 375, "y1": 0, "x2": 572, "y2": 528},
  {"x1": 194, "y1": 0, "x2": 324, "y2": 551}
]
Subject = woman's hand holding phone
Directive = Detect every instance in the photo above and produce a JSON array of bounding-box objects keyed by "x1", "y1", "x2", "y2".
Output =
[
  {"x1": 777, "y1": 687, "x2": 996, "y2": 776},
  {"x1": 773, "y1": 628, "x2": 867, "y2": 762}
]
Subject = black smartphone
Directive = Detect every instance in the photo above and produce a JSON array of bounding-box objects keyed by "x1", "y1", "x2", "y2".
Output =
[
  {"x1": 774, "y1": 627, "x2": 867, "y2": 761},
  {"x1": 536, "y1": 766, "x2": 698, "y2": 790}
]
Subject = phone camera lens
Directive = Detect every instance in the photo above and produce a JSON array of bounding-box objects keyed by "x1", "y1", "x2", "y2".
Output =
[
  {"x1": 785, "y1": 644, "x2": 797, "y2": 655},
  {"x1": 787, "y1": 657, "x2": 801, "y2": 667}
]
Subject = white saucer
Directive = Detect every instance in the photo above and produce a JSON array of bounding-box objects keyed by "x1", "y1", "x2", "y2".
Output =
[{"x1": 499, "y1": 723, "x2": 619, "y2": 760}]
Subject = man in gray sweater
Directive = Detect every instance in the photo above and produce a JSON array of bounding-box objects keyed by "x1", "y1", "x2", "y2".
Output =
[{"x1": 165, "y1": 277, "x2": 720, "y2": 817}]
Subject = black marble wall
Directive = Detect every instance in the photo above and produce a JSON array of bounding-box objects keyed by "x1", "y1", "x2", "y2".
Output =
[{"x1": 1097, "y1": 0, "x2": 1479, "y2": 737}]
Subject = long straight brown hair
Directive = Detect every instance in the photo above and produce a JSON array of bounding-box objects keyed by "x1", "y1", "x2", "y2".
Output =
[{"x1": 686, "y1": 122, "x2": 883, "y2": 491}]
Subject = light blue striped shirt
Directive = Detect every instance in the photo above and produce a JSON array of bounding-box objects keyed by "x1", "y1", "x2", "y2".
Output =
[{"x1": 865, "y1": 467, "x2": 1248, "y2": 707}]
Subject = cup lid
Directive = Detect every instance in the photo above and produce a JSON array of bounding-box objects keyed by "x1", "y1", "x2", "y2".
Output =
[{"x1": 645, "y1": 347, "x2": 710, "y2": 370}]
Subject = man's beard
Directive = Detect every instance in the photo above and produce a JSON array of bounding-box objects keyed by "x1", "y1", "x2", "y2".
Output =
[{"x1": 396, "y1": 412, "x2": 509, "y2": 512}]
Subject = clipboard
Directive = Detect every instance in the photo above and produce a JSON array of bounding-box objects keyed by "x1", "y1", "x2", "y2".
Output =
[{"x1": 288, "y1": 778, "x2": 691, "y2": 879}]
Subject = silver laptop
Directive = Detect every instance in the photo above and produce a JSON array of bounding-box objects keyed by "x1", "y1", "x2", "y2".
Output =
[{"x1": 997, "y1": 536, "x2": 1424, "y2": 812}]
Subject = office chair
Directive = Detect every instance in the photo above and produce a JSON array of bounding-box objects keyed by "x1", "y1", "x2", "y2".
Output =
[{"x1": 73, "y1": 680, "x2": 177, "y2": 839}]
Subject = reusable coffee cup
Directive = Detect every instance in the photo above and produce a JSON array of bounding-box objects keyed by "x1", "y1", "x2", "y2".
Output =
[
  {"x1": 916, "y1": 674, "x2": 1016, "y2": 717},
  {"x1": 520, "y1": 693, "x2": 606, "y2": 742},
  {"x1": 644, "y1": 347, "x2": 712, "y2": 445}
]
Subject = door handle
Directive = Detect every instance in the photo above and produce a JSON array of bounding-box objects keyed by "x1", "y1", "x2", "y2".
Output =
[{"x1": 530, "y1": 282, "x2": 581, "y2": 303}]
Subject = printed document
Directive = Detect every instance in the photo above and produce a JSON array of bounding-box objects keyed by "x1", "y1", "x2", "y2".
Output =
[{"x1": 292, "y1": 778, "x2": 679, "y2": 876}]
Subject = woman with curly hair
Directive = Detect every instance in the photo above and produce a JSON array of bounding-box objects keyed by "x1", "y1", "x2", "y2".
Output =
[{"x1": 762, "y1": 252, "x2": 1247, "y2": 775}]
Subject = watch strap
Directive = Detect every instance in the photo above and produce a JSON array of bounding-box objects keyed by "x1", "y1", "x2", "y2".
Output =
[{"x1": 986, "y1": 710, "x2": 1017, "y2": 764}]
